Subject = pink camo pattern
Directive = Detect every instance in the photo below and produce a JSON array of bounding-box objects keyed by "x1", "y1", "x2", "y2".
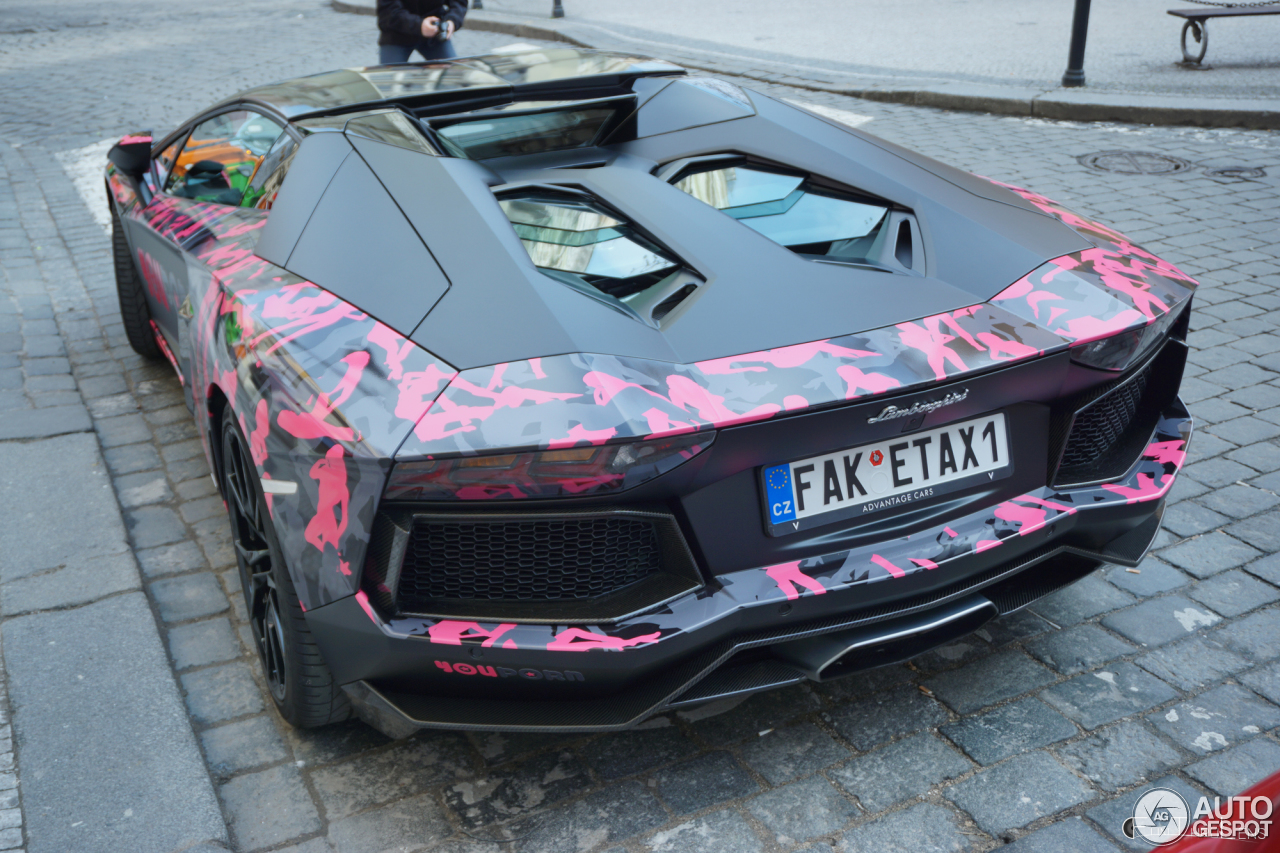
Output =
[
  {"x1": 396, "y1": 244, "x2": 1194, "y2": 463},
  {"x1": 379, "y1": 409, "x2": 1191, "y2": 651},
  {"x1": 109, "y1": 167, "x2": 458, "y2": 611},
  {"x1": 986, "y1": 178, "x2": 1197, "y2": 344},
  {"x1": 396, "y1": 302, "x2": 1067, "y2": 460},
  {"x1": 108, "y1": 155, "x2": 1195, "y2": 622},
  {"x1": 392, "y1": 179, "x2": 1195, "y2": 464}
]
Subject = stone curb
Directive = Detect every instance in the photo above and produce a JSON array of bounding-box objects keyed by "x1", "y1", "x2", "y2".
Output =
[{"x1": 330, "y1": 0, "x2": 1280, "y2": 129}]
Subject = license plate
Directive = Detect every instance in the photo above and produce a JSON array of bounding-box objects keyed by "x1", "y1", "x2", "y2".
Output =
[{"x1": 761, "y1": 412, "x2": 1011, "y2": 536}]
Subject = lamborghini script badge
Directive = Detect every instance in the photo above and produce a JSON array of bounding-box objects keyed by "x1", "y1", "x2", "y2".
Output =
[{"x1": 867, "y1": 389, "x2": 969, "y2": 424}]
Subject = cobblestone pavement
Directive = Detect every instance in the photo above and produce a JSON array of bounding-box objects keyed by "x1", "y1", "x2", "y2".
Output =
[{"x1": 3, "y1": 2, "x2": 1280, "y2": 852}]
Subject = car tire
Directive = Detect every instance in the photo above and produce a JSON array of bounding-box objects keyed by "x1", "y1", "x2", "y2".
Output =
[
  {"x1": 111, "y1": 204, "x2": 163, "y2": 360},
  {"x1": 220, "y1": 406, "x2": 351, "y2": 728}
]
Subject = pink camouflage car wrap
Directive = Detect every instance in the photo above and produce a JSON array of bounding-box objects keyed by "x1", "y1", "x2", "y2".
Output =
[
  {"x1": 112, "y1": 147, "x2": 1195, "y2": 640},
  {"x1": 376, "y1": 181, "x2": 1197, "y2": 653},
  {"x1": 382, "y1": 410, "x2": 1190, "y2": 654},
  {"x1": 109, "y1": 169, "x2": 457, "y2": 611},
  {"x1": 102, "y1": 48, "x2": 1201, "y2": 734}
]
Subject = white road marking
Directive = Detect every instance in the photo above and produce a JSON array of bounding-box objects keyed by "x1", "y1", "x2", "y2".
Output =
[
  {"x1": 784, "y1": 99, "x2": 874, "y2": 128},
  {"x1": 55, "y1": 137, "x2": 116, "y2": 236}
]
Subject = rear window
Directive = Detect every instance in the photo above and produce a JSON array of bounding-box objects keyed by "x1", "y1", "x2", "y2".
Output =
[
  {"x1": 428, "y1": 96, "x2": 632, "y2": 160},
  {"x1": 498, "y1": 190, "x2": 699, "y2": 325},
  {"x1": 499, "y1": 193, "x2": 676, "y2": 293},
  {"x1": 344, "y1": 111, "x2": 439, "y2": 155},
  {"x1": 672, "y1": 164, "x2": 893, "y2": 267}
]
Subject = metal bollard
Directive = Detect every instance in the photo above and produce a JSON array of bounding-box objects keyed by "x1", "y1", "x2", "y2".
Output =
[
  {"x1": 1061, "y1": 0, "x2": 1092, "y2": 87},
  {"x1": 552, "y1": 0, "x2": 564, "y2": 18}
]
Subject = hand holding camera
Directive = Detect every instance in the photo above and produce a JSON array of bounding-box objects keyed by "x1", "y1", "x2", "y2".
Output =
[{"x1": 420, "y1": 7, "x2": 454, "y2": 43}]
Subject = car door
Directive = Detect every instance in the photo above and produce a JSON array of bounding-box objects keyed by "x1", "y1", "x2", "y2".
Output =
[
  {"x1": 117, "y1": 129, "x2": 188, "y2": 345},
  {"x1": 131, "y1": 108, "x2": 287, "y2": 390}
]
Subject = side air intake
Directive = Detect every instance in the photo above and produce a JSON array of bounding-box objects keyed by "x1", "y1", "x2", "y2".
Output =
[{"x1": 895, "y1": 219, "x2": 913, "y2": 268}]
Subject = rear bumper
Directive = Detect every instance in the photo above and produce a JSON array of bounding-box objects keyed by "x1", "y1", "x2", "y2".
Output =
[{"x1": 306, "y1": 398, "x2": 1192, "y2": 736}]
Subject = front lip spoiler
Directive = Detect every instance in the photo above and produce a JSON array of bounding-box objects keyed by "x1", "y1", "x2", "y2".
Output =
[{"x1": 342, "y1": 502, "x2": 1163, "y2": 736}]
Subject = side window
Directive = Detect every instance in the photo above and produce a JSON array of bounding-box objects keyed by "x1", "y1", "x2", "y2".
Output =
[
  {"x1": 148, "y1": 134, "x2": 186, "y2": 195},
  {"x1": 167, "y1": 110, "x2": 285, "y2": 206},
  {"x1": 244, "y1": 132, "x2": 298, "y2": 210}
]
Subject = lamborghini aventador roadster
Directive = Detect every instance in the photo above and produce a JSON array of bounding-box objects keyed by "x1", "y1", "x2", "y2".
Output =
[{"x1": 105, "y1": 48, "x2": 1195, "y2": 735}]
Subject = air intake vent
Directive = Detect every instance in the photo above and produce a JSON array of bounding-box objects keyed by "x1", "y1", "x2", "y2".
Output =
[
  {"x1": 649, "y1": 282, "x2": 698, "y2": 323},
  {"x1": 1059, "y1": 365, "x2": 1150, "y2": 470},
  {"x1": 895, "y1": 219, "x2": 913, "y2": 268},
  {"x1": 403, "y1": 515, "x2": 662, "y2": 603},
  {"x1": 1051, "y1": 340, "x2": 1184, "y2": 487},
  {"x1": 365, "y1": 508, "x2": 705, "y2": 623}
]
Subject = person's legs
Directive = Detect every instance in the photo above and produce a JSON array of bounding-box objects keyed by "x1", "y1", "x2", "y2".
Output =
[
  {"x1": 413, "y1": 37, "x2": 458, "y2": 61},
  {"x1": 379, "y1": 43, "x2": 415, "y2": 64}
]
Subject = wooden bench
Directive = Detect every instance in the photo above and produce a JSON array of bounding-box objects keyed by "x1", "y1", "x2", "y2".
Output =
[{"x1": 1167, "y1": 5, "x2": 1280, "y2": 64}]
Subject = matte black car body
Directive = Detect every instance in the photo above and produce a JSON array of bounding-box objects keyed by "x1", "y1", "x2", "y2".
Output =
[{"x1": 105, "y1": 48, "x2": 1195, "y2": 735}]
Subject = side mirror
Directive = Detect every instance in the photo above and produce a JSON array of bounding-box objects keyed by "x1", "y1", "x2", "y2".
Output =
[{"x1": 107, "y1": 131, "x2": 153, "y2": 177}]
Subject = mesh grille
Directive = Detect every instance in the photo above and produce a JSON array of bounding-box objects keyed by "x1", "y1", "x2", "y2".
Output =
[
  {"x1": 398, "y1": 516, "x2": 663, "y2": 606},
  {"x1": 1060, "y1": 363, "x2": 1151, "y2": 469}
]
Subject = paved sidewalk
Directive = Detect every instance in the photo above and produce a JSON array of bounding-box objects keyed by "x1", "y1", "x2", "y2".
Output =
[
  {"x1": 0, "y1": 144, "x2": 228, "y2": 850},
  {"x1": 2, "y1": 1, "x2": 1280, "y2": 851},
  {"x1": 336, "y1": 0, "x2": 1280, "y2": 127}
]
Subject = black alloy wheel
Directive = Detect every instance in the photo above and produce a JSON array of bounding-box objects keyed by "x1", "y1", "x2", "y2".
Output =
[{"x1": 220, "y1": 407, "x2": 349, "y2": 727}]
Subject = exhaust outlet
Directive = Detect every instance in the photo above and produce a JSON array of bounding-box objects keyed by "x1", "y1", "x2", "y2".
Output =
[{"x1": 770, "y1": 595, "x2": 999, "y2": 682}]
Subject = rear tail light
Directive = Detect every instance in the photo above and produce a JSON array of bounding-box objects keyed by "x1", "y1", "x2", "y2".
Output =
[
  {"x1": 1070, "y1": 302, "x2": 1186, "y2": 372},
  {"x1": 385, "y1": 432, "x2": 714, "y2": 501}
]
